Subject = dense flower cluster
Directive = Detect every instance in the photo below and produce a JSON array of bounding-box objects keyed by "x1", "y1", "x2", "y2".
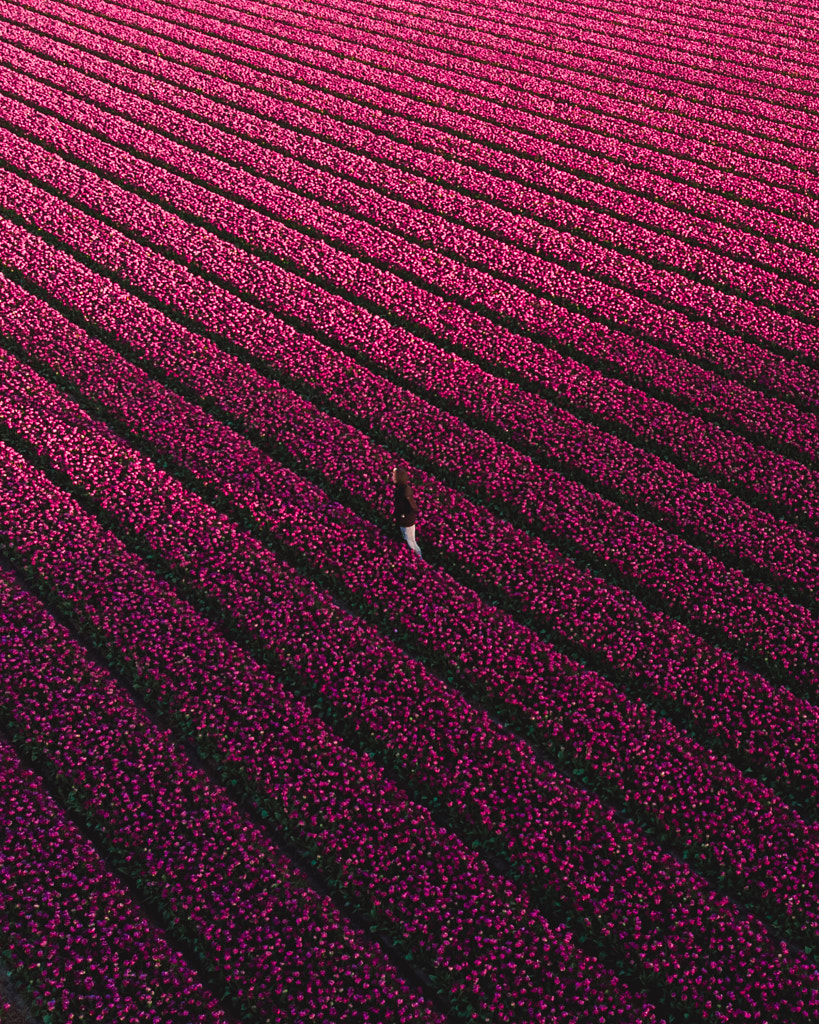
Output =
[
  {"x1": 0, "y1": 0, "x2": 816, "y2": 1021},
  {"x1": 14, "y1": 0, "x2": 819, "y2": 331},
  {"x1": 2, "y1": 238, "x2": 817, "y2": 802},
  {"x1": 0, "y1": 100, "x2": 816, "y2": 538},
  {"x1": 0, "y1": 445, "x2": 662, "y2": 1024},
  {"x1": 0, "y1": 569, "x2": 446, "y2": 1024},
  {"x1": 0, "y1": 352, "x2": 817, "y2": 1024},
  {"x1": 0, "y1": 305, "x2": 818, "y2": 947},
  {"x1": 1, "y1": 32, "x2": 817, "y2": 456},
  {"x1": 0, "y1": 727, "x2": 230, "y2": 1024},
  {"x1": 2, "y1": 173, "x2": 817, "y2": 679}
]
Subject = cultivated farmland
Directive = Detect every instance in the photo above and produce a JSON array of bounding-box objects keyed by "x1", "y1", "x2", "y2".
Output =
[{"x1": 0, "y1": 1, "x2": 817, "y2": 1022}]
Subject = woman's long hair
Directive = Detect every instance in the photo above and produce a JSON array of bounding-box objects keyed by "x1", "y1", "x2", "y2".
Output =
[{"x1": 394, "y1": 467, "x2": 410, "y2": 487}]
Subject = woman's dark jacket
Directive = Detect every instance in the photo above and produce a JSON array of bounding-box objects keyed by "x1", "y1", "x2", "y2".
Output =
[{"x1": 394, "y1": 483, "x2": 418, "y2": 527}]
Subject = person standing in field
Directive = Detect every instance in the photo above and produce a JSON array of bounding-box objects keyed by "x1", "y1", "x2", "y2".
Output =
[{"x1": 392, "y1": 466, "x2": 423, "y2": 560}]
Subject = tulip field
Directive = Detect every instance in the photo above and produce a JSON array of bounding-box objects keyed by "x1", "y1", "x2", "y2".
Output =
[{"x1": 1, "y1": 0, "x2": 818, "y2": 1021}]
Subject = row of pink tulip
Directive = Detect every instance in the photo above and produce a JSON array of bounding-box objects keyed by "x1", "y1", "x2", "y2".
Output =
[
  {"x1": 0, "y1": 567, "x2": 446, "y2": 1024},
  {"x1": 242, "y1": 0, "x2": 819, "y2": 174},
  {"x1": 465, "y1": 0, "x2": 819, "y2": 62},
  {"x1": 4, "y1": 23, "x2": 819, "y2": 471},
  {"x1": 3, "y1": 170, "x2": 816, "y2": 694},
  {"x1": 0, "y1": 716, "x2": 231, "y2": 1023},
  {"x1": 353, "y1": 0, "x2": 819, "y2": 109},
  {"x1": 345, "y1": 0, "x2": 818, "y2": 55},
  {"x1": 1, "y1": 357, "x2": 770, "y2": 1017},
  {"x1": 32, "y1": 0, "x2": 819, "y2": 263},
  {"x1": 2, "y1": 134, "x2": 817, "y2": 601},
  {"x1": 1, "y1": 238, "x2": 816, "y2": 831},
  {"x1": 145, "y1": 0, "x2": 819, "y2": 211},
  {"x1": 7, "y1": 9, "x2": 819, "y2": 420},
  {"x1": 548, "y1": 0, "x2": 817, "y2": 32},
  {"x1": 308, "y1": 0, "x2": 819, "y2": 77},
  {"x1": 4, "y1": 43, "x2": 818, "y2": 528},
  {"x1": 2, "y1": 333, "x2": 817, "y2": 975},
  {"x1": 2, "y1": 363, "x2": 818, "y2": 1024},
  {"x1": 141, "y1": 0, "x2": 819, "y2": 158},
  {"x1": 21, "y1": 0, "x2": 819, "y2": 327},
  {"x1": 2, "y1": 111, "x2": 815, "y2": 586},
  {"x1": 0, "y1": 439, "x2": 657, "y2": 1024},
  {"x1": 2, "y1": 4, "x2": 815, "y2": 1022},
  {"x1": 211, "y1": 0, "x2": 819, "y2": 153},
  {"x1": 369, "y1": 0, "x2": 819, "y2": 81},
  {"x1": 4, "y1": 217, "x2": 819, "y2": 800}
]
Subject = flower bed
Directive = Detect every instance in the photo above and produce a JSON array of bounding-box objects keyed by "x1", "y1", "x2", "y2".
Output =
[
  {"x1": 0, "y1": 351, "x2": 817, "y2": 1024},
  {"x1": 0, "y1": 0, "x2": 816, "y2": 1020},
  {"x1": 2, "y1": 226, "x2": 818, "y2": 805},
  {"x1": 0, "y1": 445, "x2": 660, "y2": 1024},
  {"x1": 0, "y1": 567, "x2": 446, "y2": 1024},
  {"x1": 0, "y1": 727, "x2": 232, "y2": 1024}
]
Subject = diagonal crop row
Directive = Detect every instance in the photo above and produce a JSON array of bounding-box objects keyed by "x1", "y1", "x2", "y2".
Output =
[
  {"x1": 4, "y1": 36, "x2": 818, "y2": 458},
  {"x1": 0, "y1": 569, "x2": 447, "y2": 1024},
  {"x1": 116, "y1": 0, "x2": 819, "y2": 187},
  {"x1": 367, "y1": 0, "x2": 819, "y2": 111},
  {"x1": 287, "y1": 0, "x2": 819, "y2": 81},
  {"x1": 6, "y1": 300, "x2": 819, "y2": 968},
  {"x1": 3, "y1": 136, "x2": 819, "y2": 607},
  {"x1": 538, "y1": 0, "x2": 819, "y2": 40},
  {"x1": 0, "y1": 440, "x2": 659, "y2": 1024},
  {"x1": 4, "y1": 63, "x2": 819, "y2": 522},
  {"x1": 146, "y1": 0, "x2": 819, "y2": 210},
  {"x1": 3, "y1": 341, "x2": 819, "y2": 987},
  {"x1": 200, "y1": 0, "x2": 819, "y2": 187},
  {"x1": 473, "y1": 0, "x2": 819, "y2": 74},
  {"x1": 3, "y1": 188, "x2": 818, "y2": 696},
  {"x1": 4, "y1": 283, "x2": 819, "y2": 965},
  {"x1": 2, "y1": 254, "x2": 818, "y2": 834},
  {"x1": 3, "y1": 378, "x2": 819, "y2": 1024},
  {"x1": 16, "y1": 0, "x2": 819, "y2": 326},
  {"x1": 284, "y1": 0, "x2": 819, "y2": 113},
  {"x1": 7, "y1": 9, "x2": 819, "y2": 397},
  {"x1": 30, "y1": 0, "x2": 819, "y2": 258},
  {"x1": 0, "y1": 722, "x2": 232, "y2": 1024},
  {"x1": 137, "y1": 0, "x2": 819, "y2": 188},
  {"x1": 2, "y1": 4, "x2": 817, "y2": 1022},
  {"x1": 289, "y1": 0, "x2": 819, "y2": 115}
]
